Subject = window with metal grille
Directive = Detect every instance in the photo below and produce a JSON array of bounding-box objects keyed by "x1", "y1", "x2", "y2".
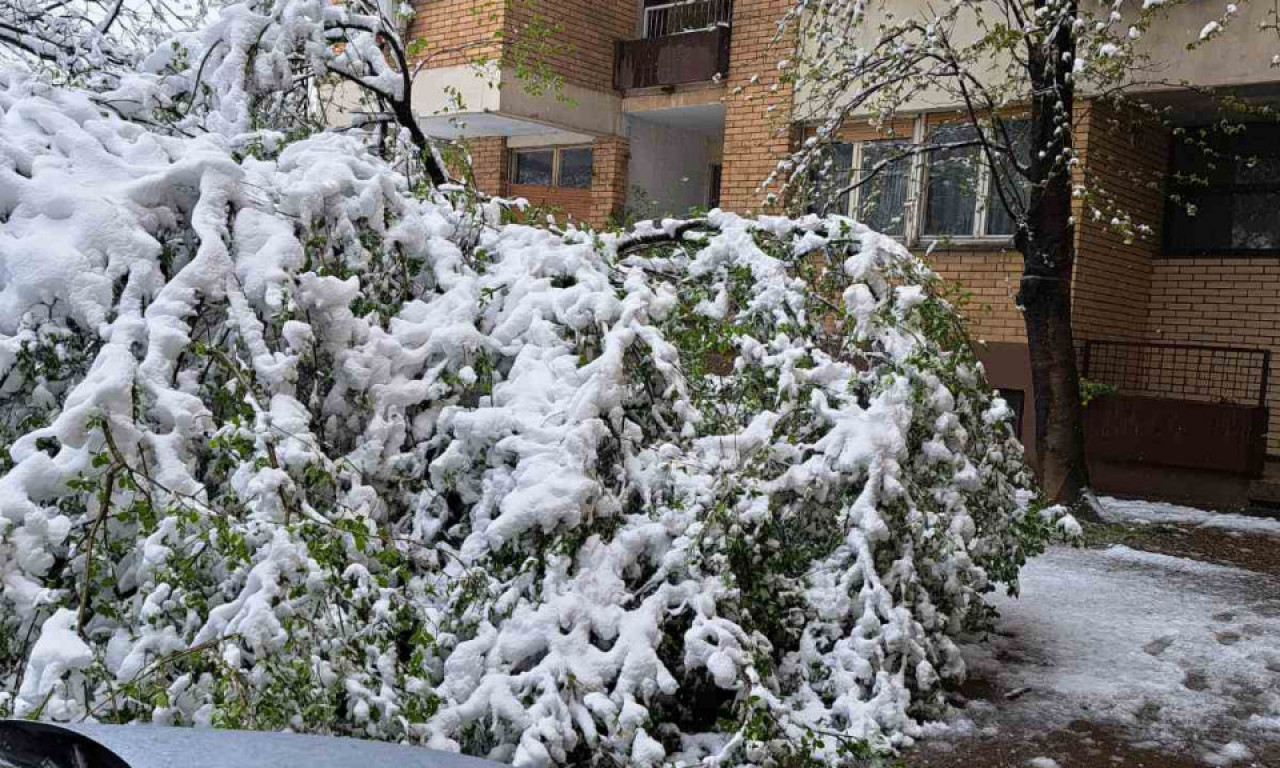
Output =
[{"x1": 1164, "y1": 123, "x2": 1280, "y2": 255}]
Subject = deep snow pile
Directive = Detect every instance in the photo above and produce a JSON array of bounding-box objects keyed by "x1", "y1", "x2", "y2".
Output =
[{"x1": 0, "y1": 68, "x2": 1057, "y2": 765}]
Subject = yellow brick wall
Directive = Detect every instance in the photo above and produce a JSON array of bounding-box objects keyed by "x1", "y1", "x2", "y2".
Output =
[
  {"x1": 1071, "y1": 101, "x2": 1168, "y2": 343},
  {"x1": 719, "y1": 0, "x2": 796, "y2": 213},
  {"x1": 410, "y1": 0, "x2": 633, "y2": 93},
  {"x1": 504, "y1": 0, "x2": 634, "y2": 94},
  {"x1": 1147, "y1": 261, "x2": 1280, "y2": 455},
  {"x1": 507, "y1": 184, "x2": 595, "y2": 223},
  {"x1": 589, "y1": 135, "x2": 630, "y2": 228},
  {"x1": 467, "y1": 136, "x2": 508, "y2": 193},
  {"x1": 408, "y1": 0, "x2": 504, "y2": 68},
  {"x1": 926, "y1": 249, "x2": 1027, "y2": 344}
]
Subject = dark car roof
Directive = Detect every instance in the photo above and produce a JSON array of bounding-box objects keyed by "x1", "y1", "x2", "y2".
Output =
[{"x1": 0, "y1": 722, "x2": 503, "y2": 768}]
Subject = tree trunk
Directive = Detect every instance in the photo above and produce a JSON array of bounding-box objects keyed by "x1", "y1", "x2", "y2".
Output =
[
  {"x1": 1019, "y1": 236, "x2": 1090, "y2": 508},
  {"x1": 1018, "y1": 0, "x2": 1096, "y2": 516},
  {"x1": 393, "y1": 97, "x2": 448, "y2": 187}
]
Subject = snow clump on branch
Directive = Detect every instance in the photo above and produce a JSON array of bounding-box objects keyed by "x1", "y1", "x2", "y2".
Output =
[{"x1": 0, "y1": 67, "x2": 1059, "y2": 765}]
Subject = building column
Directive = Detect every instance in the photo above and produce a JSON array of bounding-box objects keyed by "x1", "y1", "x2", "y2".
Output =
[
  {"x1": 719, "y1": 0, "x2": 797, "y2": 214},
  {"x1": 590, "y1": 135, "x2": 630, "y2": 229},
  {"x1": 1070, "y1": 98, "x2": 1166, "y2": 345},
  {"x1": 464, "y1": 137, "x2": 509, "y2": 198}
]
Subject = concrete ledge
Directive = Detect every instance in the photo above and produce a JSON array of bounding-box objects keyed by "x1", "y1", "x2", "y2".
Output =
[{"x1": 622, "y1": 83, "x2": 726, "y2": 114}]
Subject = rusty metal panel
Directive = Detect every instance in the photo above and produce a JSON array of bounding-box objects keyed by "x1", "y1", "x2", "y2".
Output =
[
  {"x1": 614, "y1": 27, "x2": 731, "y2": 90},
  {"x1": 1085, "y1": 461, "x2": 1254, "y2": 511},
  {"x1": 1083, "y1": 394, "x2": 1268, "y2": 476}
]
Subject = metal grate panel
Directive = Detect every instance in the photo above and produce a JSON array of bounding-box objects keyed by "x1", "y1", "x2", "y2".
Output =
[
  {"x1": 1081, "y1": 340, "x2": 1272, "y2": 409},
  {"x1": 643, "y1": 0, "x2": 733, "y2": 38}
]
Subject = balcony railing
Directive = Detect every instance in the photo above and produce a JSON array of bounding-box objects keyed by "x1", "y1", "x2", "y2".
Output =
[
  {"x1": 616, "y1": 1, "x2": 732, "y2": 91},
  {"x1": 643, "y1": 0, "x2": 733, "y2": 38},
  {"x1": 615, "y1": 26, "x2": 731, "y2": 89}
]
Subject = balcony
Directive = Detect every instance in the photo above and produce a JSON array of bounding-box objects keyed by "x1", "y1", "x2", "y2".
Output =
[{"x1": 614, "y1": 0, "x2": 733, "y2": 91}]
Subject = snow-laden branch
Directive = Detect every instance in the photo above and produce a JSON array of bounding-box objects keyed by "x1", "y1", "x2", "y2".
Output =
[
  {"x1": 777, "y1": 0, "x2": 1240, "y2": 225},
  {"x1": 0, "y1": 68, "x2": 1062, "y2": 764},
  {"x1": 0, "y1": 0, "x2": 449, "y2": 186}
]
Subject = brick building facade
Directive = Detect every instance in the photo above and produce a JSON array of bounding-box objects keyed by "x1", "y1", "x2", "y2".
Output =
[
  {"x1": 406, "y1": 0, "x2": 796, "y2": 228},
  {"x1": 398, "y1": 0, "x2": 1280, "y2": 508},
  {"x1": 716, "y1": 0, "x2": 794, "y2": 214}
]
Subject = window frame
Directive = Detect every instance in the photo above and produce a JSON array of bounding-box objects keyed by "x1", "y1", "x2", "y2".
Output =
[
  {"x1": 1161, "y1": 124, "x2": 1280, "y2": 258},
  {"x1": 843, "y1": 138, "x2": 914, "y2": 238},
  {"x1": 831, "y1": 117, "x2": 1027, "y2": 248},
  {"x1": 918, "y1": 120, "x2": 1026, "y2": 243},
  {"x1": 509, "y1": 145, "x2": 595, "y2": 189}
]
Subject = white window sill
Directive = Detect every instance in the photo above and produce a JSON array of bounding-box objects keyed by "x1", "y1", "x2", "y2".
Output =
[{"x1": 916, "y1": 235, "x2": 1018, "y2": 252}]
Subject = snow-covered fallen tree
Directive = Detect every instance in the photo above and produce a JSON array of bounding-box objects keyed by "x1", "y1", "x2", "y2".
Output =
[{"x1": 0, "y1": 67, "x2": 1062, "y2": 765}]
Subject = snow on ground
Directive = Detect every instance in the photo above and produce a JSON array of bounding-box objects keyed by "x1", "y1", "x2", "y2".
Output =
[
  {"x1": 951, "y1": 545, "x2": 1280, "y2": 763},
  {"x1": 1099, "y1": 497, "x2": 1280, "y2": 536}
]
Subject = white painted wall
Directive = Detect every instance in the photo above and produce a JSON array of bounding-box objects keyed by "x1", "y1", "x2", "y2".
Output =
[
  {"x1": 499, "y1": 74, "x2": 624, "y2": 136},
  {"x1": 626, "y1": 116, "x2": 718, "y2": 217},
  {"x1": 1127, "y1": 1, "x2": 1277, "y2": 90},
  {"x1": 406, "y1": 64, "x2": 624, "y2": 139},
  {"x1": 410, "y1": 63, "x2": 503, "y2": 118},
  {"x1": 793, "y1": 1, "x2": 1280, "y2": 119}
]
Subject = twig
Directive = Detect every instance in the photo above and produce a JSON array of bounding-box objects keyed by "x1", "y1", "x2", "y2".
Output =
[
  {"x1": 76, "y1": 464, "x2": 118, "y2": 636},
  {"x1": 614, "y1": 219, "x2": 710, "y2": 257}
]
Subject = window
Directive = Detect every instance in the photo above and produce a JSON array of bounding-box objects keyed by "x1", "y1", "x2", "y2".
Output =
[
  {"x1": 819, "y1": 140, "x2": 909, "y2": 235},
  {"x1": 923, "y1": 124, "x2": 981, "y2": 236},
  {"x1": 985, "y1": 121, "x2": 1031, "y2": 237},
  {"x1": 922, "y1": 121, "x2": 1029, "y2": 239},
  {"x1": 558, "y1": 148, "x2": 594, "y2": 188},
  {"x1": 511, "y1": 147, "x2": 594, "y2": 188},
  {"x1": 1164, "y1": 124, "x2": 1280, "y2": 254},
  {"x1": 819, "y1": 119, "x2": 1028, "y2": 242},
  {"x1": 513, "y1": 150, "x2": 554, "y2": 186},
  {"x1": 821, "y1": 143, "x2": 854, "y2": 216},
  {"x1": 708, "y1": 163, "x2": 723, "y2": 209},
  {"x1": 855, "y1": 140, "x2": 911, "y2": 236}
]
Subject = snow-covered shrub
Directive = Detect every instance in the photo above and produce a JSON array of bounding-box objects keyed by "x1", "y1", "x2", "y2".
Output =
[{"x1": 0, "y1": 67, "x2": 1056, "y2": 764}]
